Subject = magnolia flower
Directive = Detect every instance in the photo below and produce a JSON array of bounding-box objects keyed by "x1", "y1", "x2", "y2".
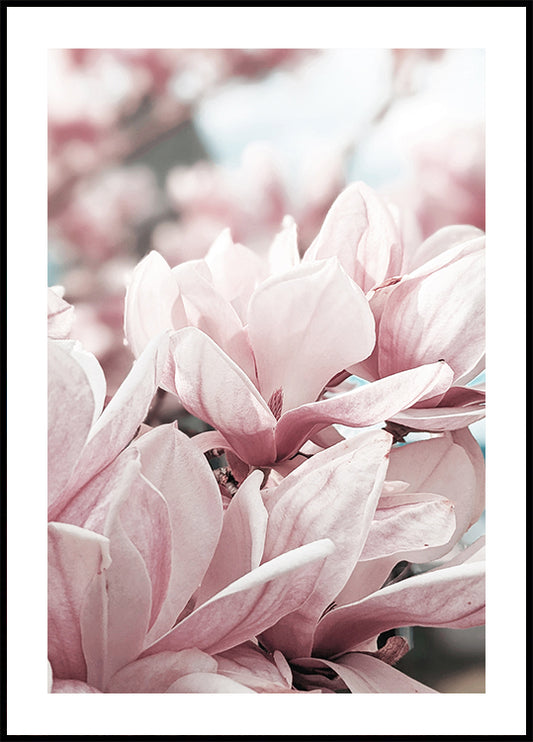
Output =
[
  {"x1": 124, "y1": 237, "x2": 454, "y2": 470},
  {"x1": 49, "y1": 418, "x2": 484, "y2": 693},
  {"x1": 304, "y1": 182, "x2": 485, "y2": 432},
  {"x1": 205, "y1": 427, "x2": 484, "y2": 693},
  {"x1": 228, "y1": 430, "x2": 484, "y2": 693},
  {"x1": 48, "y1": 422, "x2": 335, "y2": 693}
]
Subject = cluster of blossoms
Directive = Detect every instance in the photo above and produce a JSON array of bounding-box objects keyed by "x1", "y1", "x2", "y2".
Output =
[
  {"x1": 48, "y1": 180, "x2": 485, "y2": 693},
  {"x1": 49, "y1": 48, "x2": 315, "y2": 209}
]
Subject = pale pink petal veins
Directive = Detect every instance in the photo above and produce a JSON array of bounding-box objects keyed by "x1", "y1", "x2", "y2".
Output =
[
  {"x1": 68, "y1": 332, "x2": 170, "y2": 494},
  {"x1": 260, "y1": 431, "x2": 391, "y2": 658},
  {"x1": 124, "y1": 250, "x2": 186, "y2": 358},
  {"x1": 275, "y1": 361, "x2": 453, "y2": 461},
  {"x1": 304, "y1": 181, "x2": 402, "y2": 293},
  {"x1": 195, "y1": 470, "x2": 267, "y2": 604},
  {"x1": 247, "y1": 258, "x2": 375, "y2": 413},
  {"x1": 133, "y1": 424, "x2": 223, "y2": 643},
  {"x1": 378, "y1": 240, "x2": 485, "y2": 384},
  {"x1": 313, "y1": 559, "x2": 485, "y2": 658},
  {"x1": 48, "y1": 341, "x2": 97, "y2": 513},
  {"x1": 54, "y1": 447, "x2": 139, "y2": 531},
  {"x1": 167, "y1": 328, "x2": 277, "y2": 466},
  {"x1": 48, "y1": 523, "x2": 111, "y2": 681},
  {"x1": 140, "y1": 539, "x2": 334, "y2": 658},
  {"x1": 81, "y1": 494, "x2": 153, "y2": 690}
]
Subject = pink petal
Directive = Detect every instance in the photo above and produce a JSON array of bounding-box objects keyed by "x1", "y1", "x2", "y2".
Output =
[
  {"x1": 54, "y1": 447, "x2": 139, "y2": 530},
  {"x1": 205, "y1": 229, "x2": 267, "y2": 321},
  {"x1": 133, "y1": 424, "x2": 224, "y2": 643},
  {"x1": 172, "y1": 259, "x2": 256, "y2": 380},
  {"x1": 359, "y1": 492, "x2": 456, "y2": 562},
  {"x1": 167, "y1": 328, "x2": 277, "y2": 466},
  {"x1": 268, "y1": 216, "x2": 300, "y2": 274},
  {"x1": 386, "y1": 431, "x2": 484, "y2": 542},
  {"x1": 68, "y1": 332, "x2": 170, "y2": 494},
  {"x1": 215, "y1": 642, "x2": 293, "y2": 692},
  {"x1": 81, "y1": 492, "x2": 153, "y2": 689},
  {"x1": 195, "y1": 470, "x2": 267, "y2": 604},
  {"x1": 275, "y1": 361, "x2": 453, "y2": 461},
  {"x1": 260, "y1": 431, "x2": 391, "y2": 658},
  {"x1": 48, "y1": 341, "x2": 97, "y2": 514},
  {"x1": 140, "y1": 539, "x2": 334, "y2": 658},
  {"x1": 377, "y1": 241, "x2": 485, "y2": 384},
  {"x1": 48, "y1": 522, "x2": 111, "y2": 681},
  {"x1": 304, "y1": 182, "x2": 402, "y2": 293},
  {"x1": 247, "y1": 258, "x2": 375, "y2": 413},
  {"x1": 124, "y1": 250, "x2": 186, "y2": 358},
  {"x1": 51, "y1": 679, "x2": 103, "y2": 693},
  {"x1": 313, "y1": 559, "x2": 485, "y2": 658},
  {"x1": 165, "y1": 672, "x2": 257, "y2": 693},
  {"x1": 107, "y1": 649, "x2": 218, "y2": 693},
  {"x1": 295, "y1": 654, "x2": 437, "y2": 693},
  {"x1": 406, "y1": 225, "x2": 484, "y2": 272},
  {"x1": 388, "y1": 404, "x2": 485, "y2": 431},
  {"x1": 48, "y1": 287, "x2": 74, "y2": 339}
]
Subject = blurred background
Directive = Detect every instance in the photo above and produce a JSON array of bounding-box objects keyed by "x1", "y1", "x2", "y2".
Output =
[{"x1": 48, "y1": 47, "x2": 486, "y2": 692}]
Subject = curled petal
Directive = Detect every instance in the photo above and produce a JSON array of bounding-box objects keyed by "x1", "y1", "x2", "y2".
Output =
[
  {"x1": 124, "y1": 250, "x2": 186, "y2": 358},
  {"x1": 141, "y1": 539, "x2": 334, "y2": 658},
  {"x1": 68, "y1": 332, "x2": 170, "y2": 494},
  {"x1": 167, "y1": 328, "x2": 277, "y2": 466},
  {"x1": 388, "y1": 403, "x2": 485, "y2": 431},
  {"x1": 134, "y1": 424, "x2": 224, "y2": 642},
  {"x1": 313, "y1": 559, "x2": 485, "y2": 658},
  {"x1": 378, "y1": 240, "x2": 485, "y2": 384},
  {"x1": 275, "y1": 361, "x2": 453, "y2": 461},
  {"x1": 48, "y1": 523, "x2": 111, "y2": 681},
  {"x1": 172, "y1": 259, "x2": 256, "y2": 380},
  {"x1": 304, "y1": 181, "x2": 402, "y2": 293},
  {"x1": 294, "y1": 654, "x2": 437, "y2": 693}
]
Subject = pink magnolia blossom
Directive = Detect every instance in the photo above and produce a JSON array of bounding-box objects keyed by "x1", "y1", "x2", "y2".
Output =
[
  {"x1": 48, "y1": 422, "x2": 334, "y2": 692},
  {"x1": 191, "y1": 428, "x2": 484, "y2": 693},
  {"x1": 124, "y1": 234, "x2": 454, "y2": 469},
  {"x1": 49, "y1": 411, "x2": 483, "y2": 693},
  {"x1": 253, "y1": 431, "x2": 485, "y2": 692},
  {"x1": 304, "y1": 182, "x2": 485, "y2": 432}
]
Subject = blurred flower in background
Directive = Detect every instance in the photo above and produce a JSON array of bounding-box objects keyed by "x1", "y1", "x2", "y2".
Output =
[{"x1": 48, "y1": 47, "x2": 485, "y2": 691}]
